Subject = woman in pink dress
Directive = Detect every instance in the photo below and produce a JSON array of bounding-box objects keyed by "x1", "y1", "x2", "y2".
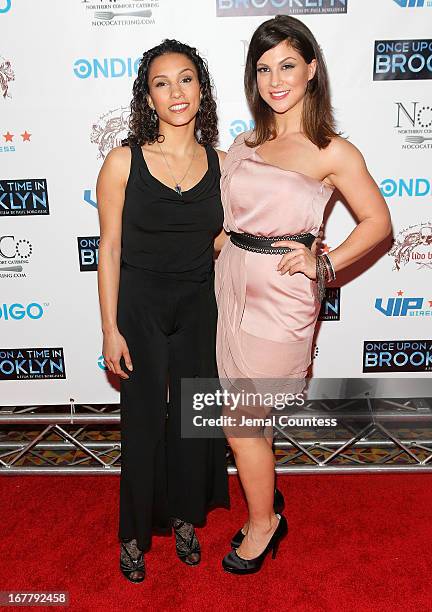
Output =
[{"x1": 215, "y1": 15, "x2": 391, "y2": 574}]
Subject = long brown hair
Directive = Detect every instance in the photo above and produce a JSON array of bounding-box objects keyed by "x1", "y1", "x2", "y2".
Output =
[{"x1": 244, "y1": 15, "x2": 338, "y2": 149}]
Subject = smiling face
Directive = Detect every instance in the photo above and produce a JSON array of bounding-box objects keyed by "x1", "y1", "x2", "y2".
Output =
[
  {"x1": 146, "y1": 52, "x2": 201, "y2": 128},
  {"x1": 256, "y1": 40, "x2": 316, "y2": 114}
]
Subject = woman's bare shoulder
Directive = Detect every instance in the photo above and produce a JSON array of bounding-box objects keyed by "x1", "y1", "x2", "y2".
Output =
[
  {"x1": 321, "y1": 135, "x2": 367, "y2": 174},
  {"x1": 325, "y1": 136, "x2": 364, "y2": 163},
  {"x1": 99, "y1": 145, "x2": 132, "y2": 183},
  {"x1": 104, "y1": 145, "x2": 132, "y2": 166}
]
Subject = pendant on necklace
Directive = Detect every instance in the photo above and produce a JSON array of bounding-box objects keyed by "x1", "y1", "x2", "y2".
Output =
[{"x1": 175, "y1": 184, "x2": 182, "y2": 196}]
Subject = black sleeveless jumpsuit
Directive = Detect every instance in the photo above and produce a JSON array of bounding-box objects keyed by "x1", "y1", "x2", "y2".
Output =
[{"x1": 117, "y1": 143, "x2": 229, "y2": 552}]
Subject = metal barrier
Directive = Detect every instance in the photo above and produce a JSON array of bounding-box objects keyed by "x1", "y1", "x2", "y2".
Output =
[{"x1": 1, "y1": 396, "x2": 432, "y2": 474}]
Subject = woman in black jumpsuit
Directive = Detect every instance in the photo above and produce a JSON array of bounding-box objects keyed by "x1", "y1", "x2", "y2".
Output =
[{"x1": 97, "y1": 40, "x2": 229, "y2": 582}]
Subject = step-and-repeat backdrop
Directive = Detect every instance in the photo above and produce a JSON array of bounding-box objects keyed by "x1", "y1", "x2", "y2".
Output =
[{"x1": 1, "y1": 0, "x2": 431, "y2": 405}]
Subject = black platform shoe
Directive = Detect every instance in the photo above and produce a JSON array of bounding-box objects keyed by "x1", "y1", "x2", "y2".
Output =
[
  {"x1": 222, "y1": 514, "x2": 288, "y2": 575},
  {"x1": 120, "y1": 539, "x2": 145, "y2": 583},
  {"x1": 230, "y1": 488, "x2": 285, "y2": 549},
  {"x1": 172, "y1": 518, "x2": 201, "y2": 566}
]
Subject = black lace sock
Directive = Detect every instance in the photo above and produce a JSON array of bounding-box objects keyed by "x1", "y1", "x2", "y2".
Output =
[
  {"x1": 171, "y1": 518, "x2": 201, "y2": 565},
  {"x1": 120, "y1": 538, "x2": 145, "y2": 581}
]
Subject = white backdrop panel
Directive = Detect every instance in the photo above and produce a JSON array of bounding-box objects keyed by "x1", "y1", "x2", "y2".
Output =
[{"x1": 1, "y1": 0, "x2": 431, "y2": 404}]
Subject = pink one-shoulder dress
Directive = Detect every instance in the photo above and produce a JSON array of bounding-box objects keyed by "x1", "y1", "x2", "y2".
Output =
[{"x1": 214, "y1": 132, "x2": 335, "y2": 394}]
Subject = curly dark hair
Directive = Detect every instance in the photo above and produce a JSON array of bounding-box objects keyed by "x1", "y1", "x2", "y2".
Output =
[{"x1": 124, "y1": 39, "x2": 218, "y2": 147}]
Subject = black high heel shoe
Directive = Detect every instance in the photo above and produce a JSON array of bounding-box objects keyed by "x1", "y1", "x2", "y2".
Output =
[
  {"x1": 230, "y1": 488, "x2": 285, "y2": 549},
  {"x1": 172, "y1": 518, "x2": 201, "y2": 566},
  {"x1": 222, "y1": 514, "x2": 288, "y2": 575},
  {"x1": 119, "y1": 539, "x2": 145, "y2": 583}
]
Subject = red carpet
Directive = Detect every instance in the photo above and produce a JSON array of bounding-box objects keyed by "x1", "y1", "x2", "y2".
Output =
[{"x1": 1, "y1": 473, "x2": 431, "y2": 611}]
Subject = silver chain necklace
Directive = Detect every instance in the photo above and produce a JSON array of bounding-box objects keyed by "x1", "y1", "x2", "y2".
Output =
[{"x1": 157, "y1": 141, "x2": 199, "y2": 196}]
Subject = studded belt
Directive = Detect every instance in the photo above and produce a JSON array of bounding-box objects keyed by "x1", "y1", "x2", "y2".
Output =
[{"x1": 229, "y1": 231, "x2": 316, "y2": 254}]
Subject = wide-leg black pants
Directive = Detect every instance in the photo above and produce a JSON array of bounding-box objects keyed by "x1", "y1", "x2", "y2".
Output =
[{"x1": 117, "y1": 263, "x2": 229, "y2": 552}]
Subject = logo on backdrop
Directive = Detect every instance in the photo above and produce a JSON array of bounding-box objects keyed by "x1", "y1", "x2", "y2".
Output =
[
  {"x1": 0, "y1": 0, "x2": 11, "y2": 13},
  {"x1": 363, "y1": 340, "x2": 432, "y2": 372},
  {"x1": 83, "y1": 189, "x2": 97, "y2": 208},
  {"x1": 97, "y1": 354, "x2": 107, "y2": 371},
  {"x1": 380, "y1": 177, "x2": 432, "y2": 198},
  {"x1": 229, "y1": 119, "x2": 255, "y2": 140},
  {"x1": 374, "y1": 291, "x2": 432, "y2": 317},
  {"x1": 0, "y1": 347, "x2": 66, "y2": 380},
  {"x1": 1, "y1": 129, "x2": 32, "y2": 154},
  {"x1": 0, "y1": 56, "x2": 14, "y2": 99},
  {"x1": 393, "y1": 0, "x2": 432, "y2": 7},
  {"x1": 0, "y1": 235, "x2": 33, "y2": 278},
  {"x1": 374, "y1": 40, "x2": 432, "y2": 81},
  {"x1": 0, "y1": 179, "x2": 49, "y2": 216},
  {"x1": 73, "y1": 57, "x2": 140, "y2": 79},
  {"x1": 81, "y1": 0, "x2": 157, "y2": 27},
  {"x1": 318, "y1": 287, "x2": 340, "y2": 321},
  {"x1": 216, "y1": 0, "x2": 348, "y2": 17},
  {"x1": 77, "y1": 236, "x2": 99, "y2": 271},
  {"x1": 91, "y1": 107, "x2": 129, "y2": 159},
  {"x1": 394, "y1": 101, "x2": 432, "y2": 149},
  {"x1": 0, "y1": 302, "x2": 48, "y2": 321},
  {"x1": 389, "y1": 222, "x2": 432, "y2": 270}
]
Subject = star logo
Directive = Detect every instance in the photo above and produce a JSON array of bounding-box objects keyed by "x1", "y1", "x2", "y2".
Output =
[
  {"x1": 21, "y1": 131, "x2": 31, "y2": 142},
  {"x1": 429, "y1": 300, "x2": 432, "y2": 308},
  {"x1": 3, "y1": 131, "x2": 13, "y2": 142},
  {"x1": 397, "y1": 290, "x2": 404, "y2": 296}
]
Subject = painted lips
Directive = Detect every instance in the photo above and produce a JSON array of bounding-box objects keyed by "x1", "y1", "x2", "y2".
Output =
[{"x1": 270, "y1": 90, "x2": 290, "y2": 100}]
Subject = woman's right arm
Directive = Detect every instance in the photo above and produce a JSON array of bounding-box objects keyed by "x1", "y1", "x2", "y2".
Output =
[
  {"x1": 214, "y1": 148, "x2": 228, "y2": 253},
  {"x1": 96, "y1": 146, "x2": 132, "y2": 379}
]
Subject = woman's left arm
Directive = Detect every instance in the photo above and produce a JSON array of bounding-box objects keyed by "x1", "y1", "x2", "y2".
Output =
[
  {"x1": 275, "y1": 138, "x2": 392, "y2": 277},
  {"x1": 320, "y1": 137, "x2": 392, "y2": 273}
]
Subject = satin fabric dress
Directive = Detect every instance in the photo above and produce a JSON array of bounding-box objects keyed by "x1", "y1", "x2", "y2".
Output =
[{"x1": 215, "y1": 132, "x2": 335, "y2": 396}]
